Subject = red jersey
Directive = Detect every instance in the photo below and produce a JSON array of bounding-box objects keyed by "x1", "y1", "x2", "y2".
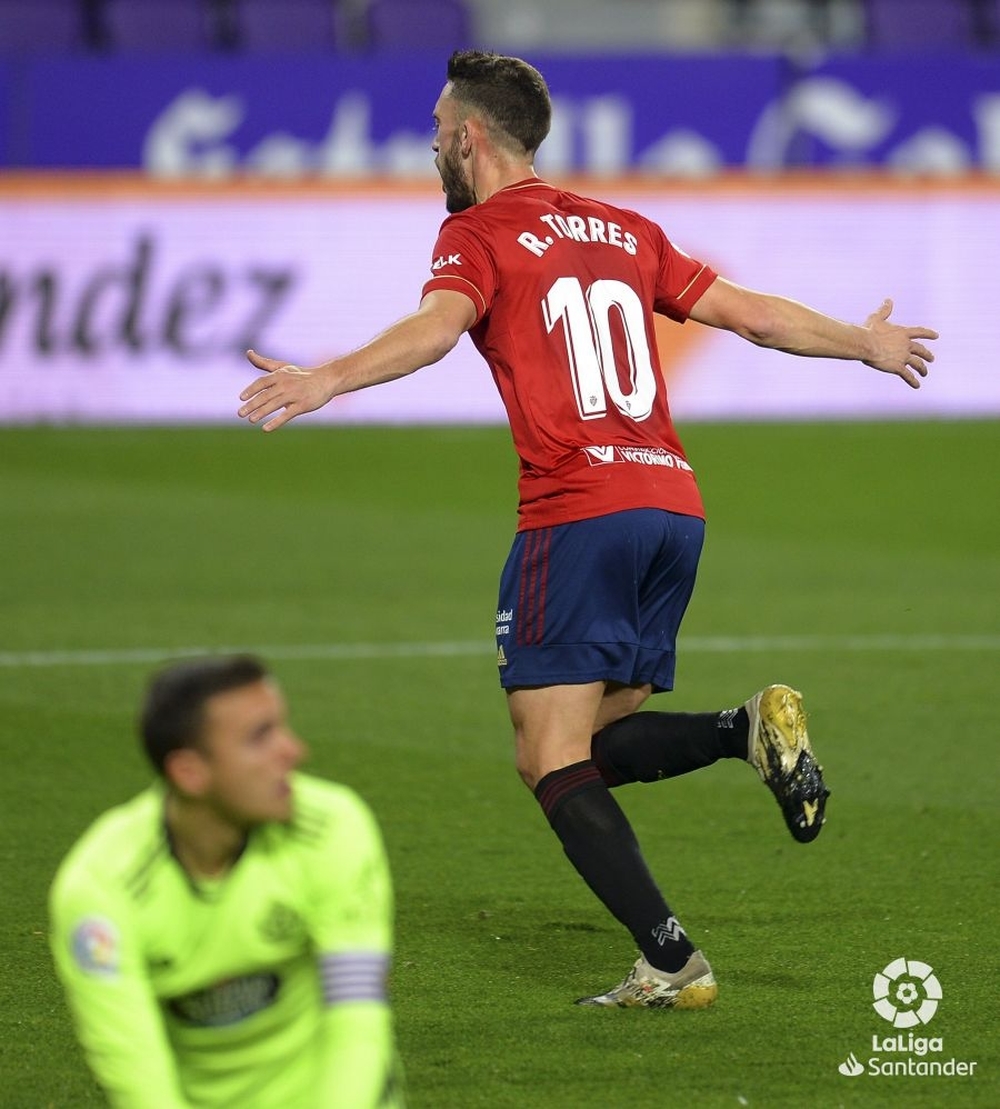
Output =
[{"x1": 421, "y1": 179, "x2": 717, "y2": 530}]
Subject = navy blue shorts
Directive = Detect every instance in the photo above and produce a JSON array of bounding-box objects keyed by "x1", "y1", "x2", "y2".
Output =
[{"x1": 495, "y1": 508, "x2": 705, "y2": 692}]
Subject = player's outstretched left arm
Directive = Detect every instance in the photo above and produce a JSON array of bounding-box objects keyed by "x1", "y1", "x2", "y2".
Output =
[
  {"x1": 857, "y1": 297, "x2": 937, "y2": 386},
  {"x1": 238, "y1": 290, "x2": 476, "y2": 432},
  {"x1": 689, "y1": 278, "x2": 938, "y2": 388}
]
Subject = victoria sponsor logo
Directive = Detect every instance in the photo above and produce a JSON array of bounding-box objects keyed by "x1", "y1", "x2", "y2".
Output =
[{"x1": 582, "y1": 445, "x2": 693, "y2": 471}]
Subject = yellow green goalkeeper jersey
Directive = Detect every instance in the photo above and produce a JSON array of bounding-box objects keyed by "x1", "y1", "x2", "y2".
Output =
[{"x1": 49, "y1": 773, "x2": 404, "y2": 1109}]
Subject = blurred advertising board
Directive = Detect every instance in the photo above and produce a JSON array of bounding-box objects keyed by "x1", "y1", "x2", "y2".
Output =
[
  {"x1": 1, "y1": 177, "x2": 995, "y2": 425},
  {"x1": 2, "y1": 53, "x2": 1000, "y2": 175}
]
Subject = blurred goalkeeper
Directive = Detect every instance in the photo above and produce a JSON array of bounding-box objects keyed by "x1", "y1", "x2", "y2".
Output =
[
  {"x1": 237, "y1": 51, "x2": 937, "y2": 1008},
  {"x1": 50, "y1": 655, "x2": 403, "y2": 1108}
]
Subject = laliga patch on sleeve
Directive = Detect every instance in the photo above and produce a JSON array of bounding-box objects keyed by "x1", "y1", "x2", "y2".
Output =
[{"x1": 71, "y1": 916, "x2": 121, "y2": 978}]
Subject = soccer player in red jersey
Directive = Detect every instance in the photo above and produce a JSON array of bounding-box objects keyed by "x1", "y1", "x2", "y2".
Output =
[{"x1": 238, "y1": 51, "x2": 937, "y2": 1007}]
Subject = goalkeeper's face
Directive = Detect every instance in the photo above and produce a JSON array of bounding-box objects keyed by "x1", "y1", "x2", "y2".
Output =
[{"x1": 192, "y1": 678, "x2": 308, "y2": 827}]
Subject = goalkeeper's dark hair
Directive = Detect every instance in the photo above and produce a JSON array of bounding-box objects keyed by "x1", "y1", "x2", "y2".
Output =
[
  {"x1": 446, "y1": 50, "x2": 551, "y2": 157},
  {"x1": 140, "y1": 655, "x2": 269, "y2": 774}
]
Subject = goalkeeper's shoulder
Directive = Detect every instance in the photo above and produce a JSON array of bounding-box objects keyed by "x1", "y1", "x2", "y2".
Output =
[
  {"x1": 50, "y1": 785, "x2": 165, "y2": 906},
  {"x1": 285, "y1": 771, "x2": 386, "y2": 850}
]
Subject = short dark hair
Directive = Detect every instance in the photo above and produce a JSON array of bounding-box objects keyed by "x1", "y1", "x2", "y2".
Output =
[
  {"x1": 446, "y1": 50, "x2": 551, "y2": 156},
  {"x1": 139, "y1": 655, "x2": 269, "y2": 775}
]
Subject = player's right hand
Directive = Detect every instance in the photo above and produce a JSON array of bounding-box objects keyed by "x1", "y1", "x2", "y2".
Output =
[{"x1": 238, "y1": 350, "x2": 336, "y2": 432}]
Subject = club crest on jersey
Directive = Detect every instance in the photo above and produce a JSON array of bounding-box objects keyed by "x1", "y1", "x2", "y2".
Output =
[
  {"x1": 431, "y1": 253, "x2": 462, "y2": 271},
  {"x1": 257, "y1": 901, "x2": 305, "y2": 945},
  {"x1": 71, "y1": 916, "x2": 121, "y2": 977}
]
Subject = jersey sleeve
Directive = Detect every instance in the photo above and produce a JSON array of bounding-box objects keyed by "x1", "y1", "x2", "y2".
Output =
[
  {"x1": 49, "y1": 858, "x2": 191, "y2": 1109},
  {"x1": 647, "y1": 220, "x2": 717, "y2": 322},
  {"x1": 420, "y1": 216, "x2": 496, "y2": 326},
  {"x1": 302, "y1": 784, "x2": 403, "y2": 1108}
]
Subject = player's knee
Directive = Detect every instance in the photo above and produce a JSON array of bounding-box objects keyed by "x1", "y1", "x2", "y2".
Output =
[
  {"x1": 514, "y1": 729, "x2": 562, "y2": 791},
  {"x1": 515, "y1": 733, "x2": 593, "y2": 792},
  {"x1": 514, "y1": 739, "x2": 541, "y2": 790},
  {"x1": 515, "y1": 760, "x2": 538, "y2": 790}
]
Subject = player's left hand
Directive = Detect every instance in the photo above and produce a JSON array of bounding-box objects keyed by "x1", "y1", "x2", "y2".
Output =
[
  {"x1": 238, "y1": 350, "x2": 336, "y2": 431},
  {"x1": 861, "y1": 299, "x2": 938, "y2": 389}
]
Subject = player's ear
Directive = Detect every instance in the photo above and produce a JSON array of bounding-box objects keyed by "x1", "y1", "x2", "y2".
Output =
[{"x1": 163, "y1": 747, "x2": 211, "y2": 797}]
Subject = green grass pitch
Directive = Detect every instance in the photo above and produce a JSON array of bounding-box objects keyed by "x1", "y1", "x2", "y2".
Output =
[{"x1": 1, "y1": 420, "x2": 998, "y2": 1108}]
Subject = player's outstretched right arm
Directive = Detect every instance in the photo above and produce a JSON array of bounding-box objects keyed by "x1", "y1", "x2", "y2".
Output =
[{"x1": 238, "y1": 289, "x2": 477, "y2": 432}]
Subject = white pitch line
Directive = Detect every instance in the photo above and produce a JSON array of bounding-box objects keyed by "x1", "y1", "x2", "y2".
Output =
[
  {"x1": 0, "y1": 634, "x2": 998, "y2": 669},
  {"x1": 684, "y1": 634, "x2": 1000, "y2": 652}
]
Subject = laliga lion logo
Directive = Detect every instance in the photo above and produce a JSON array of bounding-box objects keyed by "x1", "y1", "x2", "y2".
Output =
[{"x1": 872, "y1": 957, "x2": 941, "y2": 1028}]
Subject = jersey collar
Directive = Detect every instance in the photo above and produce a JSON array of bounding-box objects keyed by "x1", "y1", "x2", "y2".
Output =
[{"x1": 493, "y1": 177, "x2": 551, "y2": 198}]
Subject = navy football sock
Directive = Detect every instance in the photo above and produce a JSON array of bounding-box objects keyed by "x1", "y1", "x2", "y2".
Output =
[
  {"x1": 534, "y1": 760, "x2": 694, "y2": 973},
  {"x1": 592, "y1": 707, "x2": 749, "y2": 787}
]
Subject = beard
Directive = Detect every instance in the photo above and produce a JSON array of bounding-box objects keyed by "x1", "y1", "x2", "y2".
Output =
[{"x1": 438, "y1": 136, "x2": 477, "y2": 214}]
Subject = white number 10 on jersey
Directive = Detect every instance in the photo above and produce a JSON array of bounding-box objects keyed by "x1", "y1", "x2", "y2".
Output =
[{"x1": 542, "y1": 277, "x2": 657, "y2": 423}]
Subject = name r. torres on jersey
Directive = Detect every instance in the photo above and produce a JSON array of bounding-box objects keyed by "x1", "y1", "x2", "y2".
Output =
[
  {"x1": 517, "y1": 211, "x2": 639, "y2": 258},
  {"x1": 431, "y1": 210, "x2": 639, "y2": 274}
]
